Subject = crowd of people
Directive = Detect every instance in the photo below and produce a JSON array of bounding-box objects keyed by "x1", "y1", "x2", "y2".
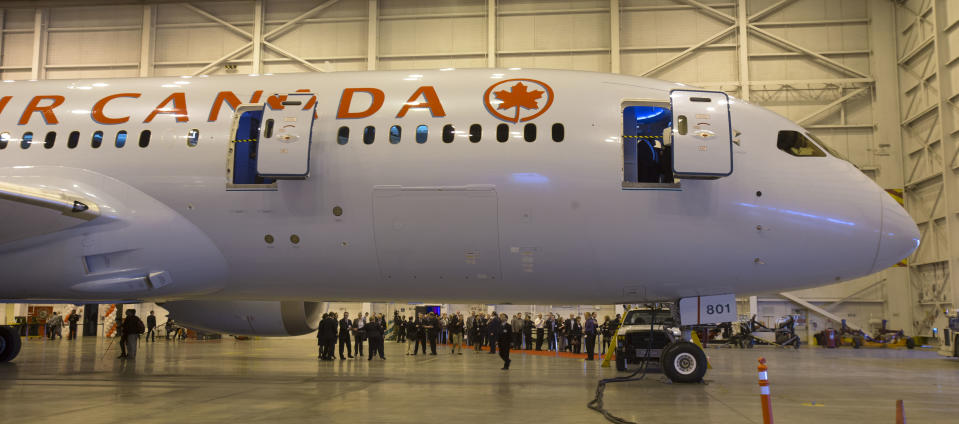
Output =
[
  {"x1": 316, "y1": 309, "x2": 623, "y2": 369},
  {"x1": 316, "y1": 311, "x2": 390, "y2": 361},
  {"x1": 43, "y1": 310, "x2": 81, "y2": 340}
]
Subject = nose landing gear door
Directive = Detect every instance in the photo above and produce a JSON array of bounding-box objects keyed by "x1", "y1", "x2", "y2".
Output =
[
  {"x1": 669, "y1": 90, "x2": 733, "y2": 179},
  {"x1": 256, "y1": 93, "x2": 316, "y2": 179}
]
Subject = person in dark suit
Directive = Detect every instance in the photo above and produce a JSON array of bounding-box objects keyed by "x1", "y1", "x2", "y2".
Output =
[
  {"x1": 449, "y1": 312, "x2": 464, "y2": 355},
  {"x1": 394, "y1": 312, "x2": 405, "y2": 343},
  {"x1": 339, "y1": 312, "x2": 353, "y2": 359},
  {"x1": 405, "y1": 316, "x2": 417, "y2": 355},
  {"x1": 366, "y1": 314, "x2": 386, "y2": 360},
  {"x1": 145, "y1": 311, "x2": 156, "y2": 342},
  {"x1": 585, "y1": 312, "x2": 598, "y2": 360},
  {"x1": 318, "y1": 313, "x2": 337, "y2": 360},
  {"x1": 427, "y1": 312, "x2": 439, "y2": 355},
  {"x1": 67, "y1": 309, "x2": 80, "y2": 340},
  {"x1": 471, "y1": 313, "x2": 485, "y2": 352},
  {"x1": 413, "y1": 313, "x2": 426, "y2": 355},
  {"x1": 317, "y1": 313, "x2": 327, "y2": 359},
  {"x1": 523, "y1": 313, "x2": 533, "y2": 350},
  {"x1": 497, "y1": 313, "x2": 512, "y2": 370},
  {"x1": 546, "y1": 314, "x2": 557, "y2": 351},
  {"x1": 570, "y1": 316, "x2": 583, "y2": 354},
  {"x1": 487, "y1": 312, "x2": 501, "y2": 354}
]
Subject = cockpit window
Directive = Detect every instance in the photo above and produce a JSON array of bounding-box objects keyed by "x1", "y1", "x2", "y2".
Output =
[
  {"x1": 805, "y1": 131, "x2": 849, "y2": 162},
  {"x1": 777, "y1": 130, "x2": 825, "y2": 157}
]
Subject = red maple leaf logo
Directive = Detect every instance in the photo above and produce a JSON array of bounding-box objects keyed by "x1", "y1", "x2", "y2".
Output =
[{"x1": 494, "y1": 82, "x2": 544, "y2": 123}]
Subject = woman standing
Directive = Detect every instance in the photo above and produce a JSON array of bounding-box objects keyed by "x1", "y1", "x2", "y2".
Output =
[
  {"x1": 600, "y1": 316, "x2": 612, "y2": 355},
  {"x1": 498, "y1": 313, "x2": 512, "y2": 370}
]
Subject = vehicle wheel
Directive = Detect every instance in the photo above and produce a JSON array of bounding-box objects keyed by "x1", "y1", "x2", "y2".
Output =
[
  {"x1": 662, "y1": 341, "x2": 708, "y2": 383},
  {"x1": 852, "y1": 337, "x2": 862, "y2": 349},
  {"x1": 747, "y1": 339, "x2": 755, "y2": 348},
  {"x1": 0, "y1": 326, "x2": 21, "y2": 362},
  {"x1": 793, "y1": 339, "x2": 800, "y2": 349},
  {"x1": 905, "y1": 337, "x2": 915, "y2": 350}
]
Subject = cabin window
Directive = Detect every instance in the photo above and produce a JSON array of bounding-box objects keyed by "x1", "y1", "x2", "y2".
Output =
[
  {"x1": 552, "y1": 123, "x2": 564, "y2": 142},
  {"x1": 363, "y1": 126, "x2": 375, "y2": 144},
  {"x1": 21, "y1": 132, "x2": 32, "y2": 149},
  {"x1": 0, "y1": 132, "x2": 9, "y2": 149},
  {"x1": 44, "y1": 131, "x2": 55, "y2": 149},
  {"x1": 496, "y1": 124, "x2": 508, "y2": 142},
  {"x1": 469, "y1": 124, "x2": 482, "y2": 143},
  {"x1": 389, "y1": 125, "x2": 401, "y2": 144},
  {"x1": 442, "y1": 125, "x2": 454, "y2": 143},
  {"x1": 187, "y1": 129, "x2": 199, "y2": 147},
  {"x1": 139, "y1": 130, "x2": 151, "y2": 148},
  {"x1": 91, "y1": 131, "x2": 103, "y2": 148},
  {"x1": 337, "y1": 126, "x2": 349, "y2": 145},
  {"x1": 415, "y1": 125, "x2": 428, "y2": 143},
  {"x1": 115, "y1": 131, "x2": 127, "y2": 148},
  {"x1": 622, "y1": 104, "x2": 673, "y2": 185},
  {"x1": 777, "y1": 130, "x2": 825, "y2": 157},
  {"x1": 67, "y1": 131, "x2": 79, "y2": 149},
  {"x1": 524, "y1": 124, "x2": 536, "y2": 142}
]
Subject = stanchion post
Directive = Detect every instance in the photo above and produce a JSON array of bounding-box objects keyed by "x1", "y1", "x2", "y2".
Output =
[
  {"x1": 757, "y1": 357, "x2": 773, "y2": 424},
  {"x1": 896, "y1": 399, "x2": 905, "y2": 424}
]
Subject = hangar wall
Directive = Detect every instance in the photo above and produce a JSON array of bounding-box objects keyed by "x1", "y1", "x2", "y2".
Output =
[
  {"x1": 894, "y1": 0, "x2": 959, "y2": 339},
  {"x1": 0, "y1": 0, "x2": 949, "y2": 339}
]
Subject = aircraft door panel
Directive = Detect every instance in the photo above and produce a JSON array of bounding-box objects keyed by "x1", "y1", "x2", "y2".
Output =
[
  {"x1": 256, "y1": 93, "x2": 316, "y2": 179},
  {"x1": 669, "y1": 90, "x2": 733, "y2": 178}
]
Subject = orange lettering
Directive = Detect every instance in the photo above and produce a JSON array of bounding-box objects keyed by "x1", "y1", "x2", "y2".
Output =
[
  {"x1": 0, "y1": 96, "x2": 12, "y2": 116},
  {"x1": 396, "y1": 86, "x2": 445, "y2": 118},
  {"x1": 144, "y1": 92, "x2": 189, "y2": 123},
  {"x1": 336, "y1": 88, "x2": 384, "y2": 119},
  {"x1": 18, "y1": 95, "x2": 65, "y2": 125},
  {"x1": 208, "y1": 90, "x2": 263, "y2": 121},
  {"x1": 266, "y1": 94, "x2": 287, "y2": 110},
  {"x1": 92, "y1": 93, "x2": 141, "y2": 124}
]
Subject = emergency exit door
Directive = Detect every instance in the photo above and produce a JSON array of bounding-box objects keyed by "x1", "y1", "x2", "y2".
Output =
[
  {"x1": 256, "y1": 93, "x2": 317, "y2": 179},
  {"x1": 669, "y1": 89, "x2": 733, "y2": 178}
]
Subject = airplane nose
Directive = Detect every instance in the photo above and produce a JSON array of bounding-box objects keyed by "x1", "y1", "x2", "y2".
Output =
[{"x1": 871, "y1": 190, "x2": 920, "y2": 273}]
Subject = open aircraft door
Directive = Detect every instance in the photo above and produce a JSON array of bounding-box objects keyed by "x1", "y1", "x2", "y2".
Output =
[
  {"x1": 256, "y1": 93, "x2": 316, "y2": 179},
  {"x1": 669, "y1": 89, "x2": 733, "y2": 179}
]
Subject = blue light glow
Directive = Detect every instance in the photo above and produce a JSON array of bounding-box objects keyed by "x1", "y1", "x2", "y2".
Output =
[
  {"x1": 737, "y1": 202, "x2": 856, "y2": 226},
  {"x1": 511, "y1": 173, "x2": 550, "y2": 184}
]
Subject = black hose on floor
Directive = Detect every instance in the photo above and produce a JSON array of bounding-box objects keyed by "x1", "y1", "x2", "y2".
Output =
[{"x1": 587, "y1": 311, "x2": 656, "y2": 424}]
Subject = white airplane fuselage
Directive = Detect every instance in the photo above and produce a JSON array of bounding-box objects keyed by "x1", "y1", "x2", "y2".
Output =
[{"x1": 0, "y1": 69, "x2": 918, "y2": 305}]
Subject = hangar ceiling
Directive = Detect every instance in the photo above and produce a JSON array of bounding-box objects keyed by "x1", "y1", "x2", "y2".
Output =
[{"x1": 0, "y1": 0, "x2": 955, "y2": 337}]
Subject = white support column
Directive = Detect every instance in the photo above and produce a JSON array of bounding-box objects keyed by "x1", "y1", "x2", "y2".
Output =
[
  {"x1": 487, "y1": 0, "x2": 495, "y2": 68},
  {"x1": 367, "y1": 0, "x2": 377, "y2": 71},
  {"x1": 736, "y1": 0, "x2": 750, "y2": 101},
  {"x1": 749, "y1": 296, "x2": 758, "y2": 317},
  {"x1": 869, "y1": 1, "x2": 903, "y2": 190},
  {"x1": 932, "y1": 0, "x2": 958, "y2": 319},
  {"x1": 252, "y1": 0, "x2": 264, "y2": 74},
  {"x1": 30, "y1": 8, "x2": 47, "y2": 80},
  {"x1": 610, "y1": 0, "x2": 620, "y2": 74},
  {"x1": 138, "y1": 5, "x2": 156, "y2": 77}
]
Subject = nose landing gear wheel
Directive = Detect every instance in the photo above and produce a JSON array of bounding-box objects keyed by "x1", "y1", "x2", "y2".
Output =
[
  {"x1": 0, "y1": 326, "x2": 21, "y2": 362},
  {"x1": 662, "y1": 341, "x2": 707, "y2": 383}
]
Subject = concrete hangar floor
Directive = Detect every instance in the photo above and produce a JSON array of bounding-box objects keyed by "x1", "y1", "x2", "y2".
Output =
[{"x1": 1, "y1": 338, "x2": 956, "y2": 423}]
